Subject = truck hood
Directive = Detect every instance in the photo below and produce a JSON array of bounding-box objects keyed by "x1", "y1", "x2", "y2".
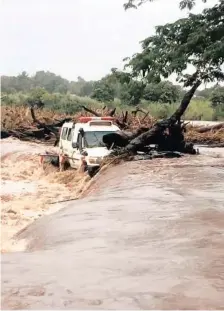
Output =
[{"x1": 84, "y1": 147, "x2": 111, "y2": 158}]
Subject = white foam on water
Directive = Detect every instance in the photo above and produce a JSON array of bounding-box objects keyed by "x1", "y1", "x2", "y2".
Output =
[{"x1": 1, "y1": 180, "x2": 37, "y2": 195}]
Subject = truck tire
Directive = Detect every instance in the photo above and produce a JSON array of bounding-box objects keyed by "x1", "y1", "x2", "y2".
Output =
[{"x1": 87, "y1": 166, "x2": 100, "y2": 178}]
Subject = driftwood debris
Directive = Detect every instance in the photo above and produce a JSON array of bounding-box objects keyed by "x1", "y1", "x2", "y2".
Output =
[
  {"x1": 0, "y1": 105, "x2": 72, "y2": 144},
  {"x1": 1, "y1": 82, "x2": 224, "y2": 154},
  {"x1": 195, "y1": 122, "x2": 224, "y2": 133}
]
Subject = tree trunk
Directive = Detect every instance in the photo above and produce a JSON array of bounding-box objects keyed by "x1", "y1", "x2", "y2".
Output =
[
  {"x1": 124, "y1": 80, "x2": 201, "y2": 153},
  {"x1": 168, "y1": 79, "x2": 201, "y2": 125}
]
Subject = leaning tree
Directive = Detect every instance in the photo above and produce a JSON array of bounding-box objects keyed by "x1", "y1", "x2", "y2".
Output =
[{"x1": 117, "y1": 0, "x2": 224, "y2": 153}]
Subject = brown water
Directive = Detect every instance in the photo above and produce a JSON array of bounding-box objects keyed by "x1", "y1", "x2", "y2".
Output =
[
  {"x1": 1, "y1": 141, "x2": 224, "y2": 309},
  {"x1": 1, "y1": 138, "x2": 91, "y2": 252}
]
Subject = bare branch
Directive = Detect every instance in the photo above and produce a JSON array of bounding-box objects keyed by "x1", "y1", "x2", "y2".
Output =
[
  {"x1": 109, "y1": 107, "x2": 116, "y2": 116},
  {"x1": 79, "y1": 105, "x2": 101, "y2": 117}
]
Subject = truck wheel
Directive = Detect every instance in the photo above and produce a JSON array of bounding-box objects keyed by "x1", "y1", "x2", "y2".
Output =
[
  {"x1": 50, "y1": 156, "x2": 59, "y2": 167},
  {"x1": 87, "y1": 166, "x2": 100, "y2": 178}
]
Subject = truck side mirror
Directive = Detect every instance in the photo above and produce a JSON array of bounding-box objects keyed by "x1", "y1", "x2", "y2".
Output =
[
  {"x1": 72, "y1": 142, "x2": 78, "y2": 149},
  {"x1": 79, "y1": 128, "x2": 84, "y2": 137}
]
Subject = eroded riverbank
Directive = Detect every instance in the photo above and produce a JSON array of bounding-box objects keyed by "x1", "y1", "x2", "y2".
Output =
[{"x1": 1, "y1": 141, "x2": 224, "y2": 309}]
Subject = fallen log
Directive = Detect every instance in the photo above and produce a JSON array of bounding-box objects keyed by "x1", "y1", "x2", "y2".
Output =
[{"x1": 195, "y1": 122, "x2": 224, "y2": 133}]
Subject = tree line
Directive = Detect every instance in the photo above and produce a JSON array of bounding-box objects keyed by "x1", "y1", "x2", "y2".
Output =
[{"x1": 1, "y1": 70, "x2": 224, "y2": 107}]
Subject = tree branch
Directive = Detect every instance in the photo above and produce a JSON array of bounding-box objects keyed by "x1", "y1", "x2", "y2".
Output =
[
  {"x1": 79, "y1": 105, "x2": 101, "y2": 117},
  {"x1": 109, "y1": 107, "x2": 116, "y2": 116}
]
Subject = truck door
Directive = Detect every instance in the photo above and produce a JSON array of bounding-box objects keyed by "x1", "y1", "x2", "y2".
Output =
[
  {"x1": 66, "y1": 128, "x2": 74, "y2": 166},
  {"x1": 71, "y1": 133, "x2": 83, "y2": 168},
  {"x1": 59, "y1": 126, "x2": 68, "y2": 154}
]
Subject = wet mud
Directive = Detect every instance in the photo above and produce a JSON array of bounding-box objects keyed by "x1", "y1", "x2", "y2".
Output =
[{"x1": 1, "y1": 142, "x2": 224, "y2": 309}]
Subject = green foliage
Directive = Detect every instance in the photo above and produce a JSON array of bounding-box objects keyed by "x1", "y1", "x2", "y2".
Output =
[
  {"x1": 1, "y1": 71, "x2": 95, "y2": 97},
  {"x1": 184, "y1": 98, "x2": 214, "y2": 120},
  {"x1": 2, "y1": 69, "x2": 186, "y2": 107},
  {"x1": 146, "y1": 102, "x2": 178, "y2": 119},
  {"x1": 27, "y1": 87, "x2": 47, "y2": 107},
  {"x1": 143, "y1": 81, "x2": 181, "y2": 103},
  {"x1": 32, "y1": 71, "x2": 69, "y2": 93},
  {"x1": 126, "y1": 1, "x2": 224, "y2": 87},
  {"x1": 106, "y1": 69, "x2": 145, "y2": 105},
  {"x1": 79, "y1": 81, "x2": 94, "y2": 97},
  {"x1": 210, "y1": 86, "x2": 224, "y2": 107},
  {"x1": 2, "y1": 90, "x2": 223, "y2": 121},
  {"x1": 120, "y1": 80, "x2": 145, "y2": 105},
  {"x1": 1, "y1": 92, "x2": 100, "y2": 115},
  {"x1": 141, "y1": 99, "x2": 215, "y2": 120},
  {"x1": 91, "y1": 81, "x2": 115, "y2": 102},
  {"x1": 210, "y1": 86, "x2": 224, "y2": 119},
  {"x1": 196, "y1": 87, "x2": 215, "y2": 99}
]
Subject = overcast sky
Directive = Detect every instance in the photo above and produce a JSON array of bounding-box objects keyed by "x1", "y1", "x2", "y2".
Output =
[{"x1": 1, "y1": 0, "x2": 216, "y2": 81}]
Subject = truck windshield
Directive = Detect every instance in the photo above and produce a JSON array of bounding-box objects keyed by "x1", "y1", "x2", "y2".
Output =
[{"x1": 84, "y1": 131, "x2": 114, "y2": 148}]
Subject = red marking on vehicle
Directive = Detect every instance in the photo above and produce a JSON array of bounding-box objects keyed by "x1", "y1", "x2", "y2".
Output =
[{"x1": 79, "y1": 116, "x2": 114, "y2": 123}]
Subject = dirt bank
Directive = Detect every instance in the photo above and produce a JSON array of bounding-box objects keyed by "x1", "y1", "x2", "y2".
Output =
[
  {"x1": 1, "y1": 144, "x2": 224, "y2": 309},
  {"x1": 0, "y1": 138, "x2": 91, "y2": 252}
]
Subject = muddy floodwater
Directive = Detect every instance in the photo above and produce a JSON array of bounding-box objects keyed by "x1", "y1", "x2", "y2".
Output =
[{"x1": 1, "y1": 141, "x2": 224, "y2": 309}]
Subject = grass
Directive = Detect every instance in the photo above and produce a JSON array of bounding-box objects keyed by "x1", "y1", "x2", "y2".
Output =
[
  {"x1": 1, "y1": 92, "x2": 224, "y2": 121},
  {"x1": 141, "y1": 99, "x2": 217, "y2": 121}
]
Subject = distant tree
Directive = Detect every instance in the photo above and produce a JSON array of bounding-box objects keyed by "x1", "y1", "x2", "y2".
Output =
[
  {"x1": 109, "y1": 69, "x2": 145, "y2": 105},
  {"x1": 32, "y1": 71, "x2": 69, "y2": 93},
  {"x1": 69, "y1": 77, "x2": 88, "y2": 95},
  {"x1": 196, "y1": 87, "x2": 214, "y2": 99},
  {"x1": 1, "y1": 76, "x2": 17, "y2": 93},
  {"x1": 77, "y1": 76, "x2": 86, "y2": 83},
  {"x1": 14, "y1": 71, "x2": 33, "y2": 92},
  {"x1": 91, "y1": 81, "x2": 115, "y2": 102},
  {"x1": 210, "y1": 86, "x2": 224, "y2": 107},
  {"x1": 27, "y1": 87, "x2": 47, "y2": 108},
  {"x1": 79, "y1": 82, "x2": 94, "y2": 97},
  {"x1": 143, "y1": 81, "x2": 181, "y2": 103}
]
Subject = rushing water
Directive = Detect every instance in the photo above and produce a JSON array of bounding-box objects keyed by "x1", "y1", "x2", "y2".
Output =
[{"x1": 1, "y1": 141, "x2": 224, "y2": 309}]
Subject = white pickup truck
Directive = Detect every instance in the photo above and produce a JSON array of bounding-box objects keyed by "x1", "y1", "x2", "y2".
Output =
[{"x1": 58, "y1": 116, "x2": 120, "y2": 176}]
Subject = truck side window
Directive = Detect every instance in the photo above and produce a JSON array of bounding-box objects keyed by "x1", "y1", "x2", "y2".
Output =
[
  {"x1": 67, "y1": 128, "x2": 73, "y2": 141},
  {"x1": 61, "y1": 127, "x2": 68, "y2": 140}
]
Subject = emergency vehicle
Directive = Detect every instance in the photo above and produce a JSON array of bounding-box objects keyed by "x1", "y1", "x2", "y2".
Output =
[{"x1": 58, "y1": 116, "x2": 120, "y2": 176}]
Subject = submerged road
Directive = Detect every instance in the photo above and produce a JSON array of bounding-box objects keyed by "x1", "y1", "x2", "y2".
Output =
[{"x1": 1, "y1": 147, "x2": 224, "y2": 309}]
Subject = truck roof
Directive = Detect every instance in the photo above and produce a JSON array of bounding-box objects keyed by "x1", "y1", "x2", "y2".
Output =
[
  {"x1": 78, "y1": 122, "x2": 119, "y2": 132},
  {"x1": 63, "y1": 117, "x2": 120, "y2": 132}
]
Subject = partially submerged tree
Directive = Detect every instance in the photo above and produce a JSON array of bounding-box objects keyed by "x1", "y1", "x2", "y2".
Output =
[{"x1": 107, "y1": 0, "x2": 224, "y2": 154}]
